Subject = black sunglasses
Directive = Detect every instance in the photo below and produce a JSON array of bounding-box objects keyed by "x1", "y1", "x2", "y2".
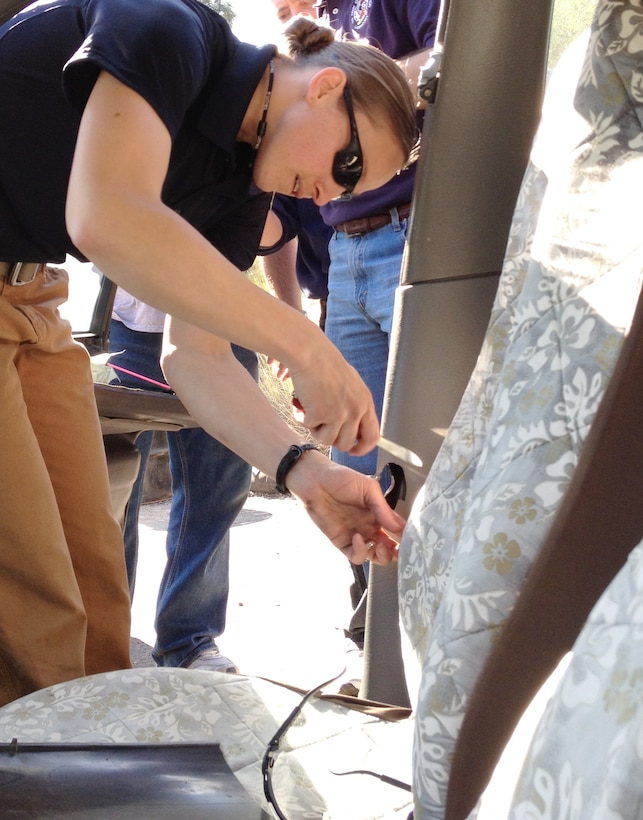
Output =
[
  {"x1": 261, "y1": 666, "x2": 412, "y2": 819},
  {"x1": 262, "y1": 673, "x2": 340, "y2": 820},
  {"x1": 332, "y1": 86, "x2": 363, "y2": 197}
]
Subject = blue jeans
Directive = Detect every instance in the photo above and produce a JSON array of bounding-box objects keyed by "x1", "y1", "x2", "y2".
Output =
[
  {"x1": 325, "y1": 210, "x2": 408, "y2": 475},
  {"x1": 324, "y1": 209, "x2": 408, "y2": 641},
  {"x1": 108, "y1": 320, "x2": 258, "y2": 668}
]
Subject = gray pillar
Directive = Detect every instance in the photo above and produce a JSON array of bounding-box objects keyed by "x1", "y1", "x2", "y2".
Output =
[{"x1": 362, "y1": 0, "x2": 555, "y2": 706}]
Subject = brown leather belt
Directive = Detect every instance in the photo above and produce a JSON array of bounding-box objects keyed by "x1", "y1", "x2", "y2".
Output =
[
  {"x1": 334, "y1": 202, "x2": 412, "y2": 238},
  {"x1": 0, "y1": 261, "x2": 45, "y2": 286}
]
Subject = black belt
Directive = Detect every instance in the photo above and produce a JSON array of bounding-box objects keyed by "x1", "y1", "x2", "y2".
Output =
[
  {"x1": 335, "y1": 203, "x2": 412, "y2": 238},
  {"x1": 0, "y1": 261, "x2": 45, "y2": 286}
]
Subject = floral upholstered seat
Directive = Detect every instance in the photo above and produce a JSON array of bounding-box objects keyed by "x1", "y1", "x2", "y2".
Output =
[{"x1": 398, "y1": 1, "x2": 643, "y2": 814}]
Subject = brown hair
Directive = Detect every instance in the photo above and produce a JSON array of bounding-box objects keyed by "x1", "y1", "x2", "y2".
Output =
[{"x1": 283, "y1": 17, "x2": 419, "y2": 166}]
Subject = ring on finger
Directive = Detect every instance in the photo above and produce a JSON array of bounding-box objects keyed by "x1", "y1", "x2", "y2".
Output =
[{"x1": 365, "y1": 539, "x2": 376, "y2": 551}]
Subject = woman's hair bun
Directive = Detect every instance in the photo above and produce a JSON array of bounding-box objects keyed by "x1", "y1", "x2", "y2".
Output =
[{"x1": 283, "y1": 16, "x2": 335, "y2": 58}]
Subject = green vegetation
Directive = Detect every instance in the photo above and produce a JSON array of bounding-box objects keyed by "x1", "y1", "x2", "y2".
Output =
[
  {"x1": 247, "y1": 262, "x2": 321, "y2": 445},
  {"x1": 198, "y1": 0, "x2": 236, "y2": 26}
]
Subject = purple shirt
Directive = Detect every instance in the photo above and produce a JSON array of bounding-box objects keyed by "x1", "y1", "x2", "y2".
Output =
[{"x1": 320, "y1": 0, "x2": 440, "y2": 227}]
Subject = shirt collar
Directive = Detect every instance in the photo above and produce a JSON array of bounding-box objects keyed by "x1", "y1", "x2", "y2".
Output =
[{"x1": 197, "y1": 41, "x2": 277, "y2": 156}]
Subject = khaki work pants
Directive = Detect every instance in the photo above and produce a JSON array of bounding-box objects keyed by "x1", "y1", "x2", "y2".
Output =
[{"x1": 0, "y1": 266, "x2": 131, "y2": 707}]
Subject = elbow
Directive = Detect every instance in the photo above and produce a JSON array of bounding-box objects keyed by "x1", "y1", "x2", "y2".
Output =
[
  {"x1": 65, "y1": 203, "x2": 110, "y2": 263},
  {"x1": 159, "y1": 346, "x2": 176, "y2": 386},
  {"x1": 66, "y1": 221, "x2": 96, "y2": 262},
  {"x1": 65, "y1": 182, "x2": 126, "y2": 265}
]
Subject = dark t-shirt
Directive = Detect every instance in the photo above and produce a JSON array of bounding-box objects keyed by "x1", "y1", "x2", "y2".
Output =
[
  {"x1": 264, "y1": 197, "x2": 331, "y2": 300},
  {"x1": 0, "y1": 0, "x2": 274, "y2": 270},
  {"x1": 320, "y1": 0, "x2": 440, "y2": 227}
]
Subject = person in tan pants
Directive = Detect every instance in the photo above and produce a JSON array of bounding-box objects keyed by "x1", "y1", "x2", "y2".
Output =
[
  {"x1": 0, "y1": 265, "x2": 131, "y2": 706},
  {"x1": 0, "y1": 0, "x2": 412, "y2": 707}
]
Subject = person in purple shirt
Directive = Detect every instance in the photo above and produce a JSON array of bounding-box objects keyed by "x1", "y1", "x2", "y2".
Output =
[
  {"x1": 319, "y1": 0, "x2": 438, "y2": 472},
  {"x1": 317, "y1": 0, "x2": 440, "y2": 677}
]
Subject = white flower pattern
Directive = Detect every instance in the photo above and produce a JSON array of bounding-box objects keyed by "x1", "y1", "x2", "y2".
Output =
[{"x1": 399, "y1": 1, "x2": 643, "y2": 816}]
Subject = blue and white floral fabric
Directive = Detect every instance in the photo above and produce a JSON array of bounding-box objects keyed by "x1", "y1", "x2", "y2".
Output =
[
  {"x1": 506, "y1": 541, "x2": 643, "y2": 819},
  {"x1": 399, "y1": 0, "x2": 643, "y2": 815}
]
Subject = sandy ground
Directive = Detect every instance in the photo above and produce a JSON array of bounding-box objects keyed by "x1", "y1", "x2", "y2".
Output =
[{"x1": 130, "y1": 492, "x2": 357, "y2": 691}]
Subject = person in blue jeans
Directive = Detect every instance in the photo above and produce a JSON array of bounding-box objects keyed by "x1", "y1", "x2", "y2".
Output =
[
  {"x1": 316, "y1": 0, "x2": 440, "y2": 675},
  {"x1": 319, "y1": 0, "x2": 438, "y2": 469},
  {"x1": 109, "y1": 290, "x2": 257, "y2": 672},
  {"x1": 258, "y1": 0, "x2": 439, "y2": 693}
]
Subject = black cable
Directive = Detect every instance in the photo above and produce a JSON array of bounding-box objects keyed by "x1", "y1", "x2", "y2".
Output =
[{"x1": 330, "y1": 767, "x2": 412, "y2": 792}]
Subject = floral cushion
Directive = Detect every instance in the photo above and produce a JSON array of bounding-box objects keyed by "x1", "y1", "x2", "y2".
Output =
[
  {"x1": 399, "y1": 1, "x2": 643, "y2": 814},
  {"x1": 0, "y1": 668, "x2": 414, "y2": 819}
]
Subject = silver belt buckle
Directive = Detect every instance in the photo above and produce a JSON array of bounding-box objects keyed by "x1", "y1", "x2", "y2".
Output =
[{"x1": 8, "y1": 262, "x2": 40, "y2": 286}]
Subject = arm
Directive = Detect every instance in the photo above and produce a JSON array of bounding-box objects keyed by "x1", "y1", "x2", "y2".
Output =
[
  {"x1": 261, "y1": 238, "x2": 301, "y2": 381},
  {"x1": 65, "y1": 71, "x2": 378, "y2": 454},
  {"x1": 261, "y1": 240, "x2": 303, "y2": 311},
  {"x1": 260, "y1": 203, "x2": 303, "y2": 310},
  {"x1": 396, "y1": 0, "x2": 440, "y2": 104},
  {"x1": 162, "y1": 317, "x2": 405, "y2": 565}
]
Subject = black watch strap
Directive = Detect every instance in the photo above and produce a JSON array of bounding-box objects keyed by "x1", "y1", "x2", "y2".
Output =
[{"x1": 275, "y1": 444, "x2": 319, "y2": 495}]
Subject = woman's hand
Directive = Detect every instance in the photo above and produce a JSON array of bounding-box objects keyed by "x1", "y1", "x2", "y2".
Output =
[
  {"x1": 285, "y1": 451, "x2": 406, "y2": 565},
  {"x1": 287, "y1": 343, "x2": 381, "y2": 455}
]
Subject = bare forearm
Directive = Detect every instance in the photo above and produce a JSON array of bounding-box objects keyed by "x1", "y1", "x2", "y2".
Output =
[
  {"x1": 96, "y1": 206, "x2": 376, "y2": 451},
  {"x1": 160, "y1": 333, "x2": 303, "y2": 481},
  {"x1": 75, "y1": 200, "x2": 314, "y2": 363},
  {"x1": 161, "y1": 330, "x2": 405, "y2": 565},
  {"x1": 261, "y1": 240, "x2": 303, "y2": 310}
]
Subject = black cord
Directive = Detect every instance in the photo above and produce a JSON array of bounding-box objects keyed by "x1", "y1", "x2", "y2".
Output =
[{"x1": 330, "y1": 767, "x2": 412, "y2": 792}]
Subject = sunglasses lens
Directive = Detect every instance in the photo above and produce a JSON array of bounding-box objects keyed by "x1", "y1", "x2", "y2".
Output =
[
  {"x1": 333, "y1": 88, "x2": 363, "y2": 195},
  {"x1": 333, "y1": 154, "x2": 362, "y2": 191}
]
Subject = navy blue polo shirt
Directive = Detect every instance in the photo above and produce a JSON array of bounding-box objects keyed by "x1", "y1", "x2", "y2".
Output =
[
  {"x1": 0, "y1": 0, "x2": 275, "y2": 270},
  {"x1": 320, "y1": 0, "x2": 440, "y2": 227}
]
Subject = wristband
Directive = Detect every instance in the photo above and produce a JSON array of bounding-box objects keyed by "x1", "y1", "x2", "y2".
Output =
[{"x1": 275, "y1": 444, "x2": 319, "y2": 495}]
